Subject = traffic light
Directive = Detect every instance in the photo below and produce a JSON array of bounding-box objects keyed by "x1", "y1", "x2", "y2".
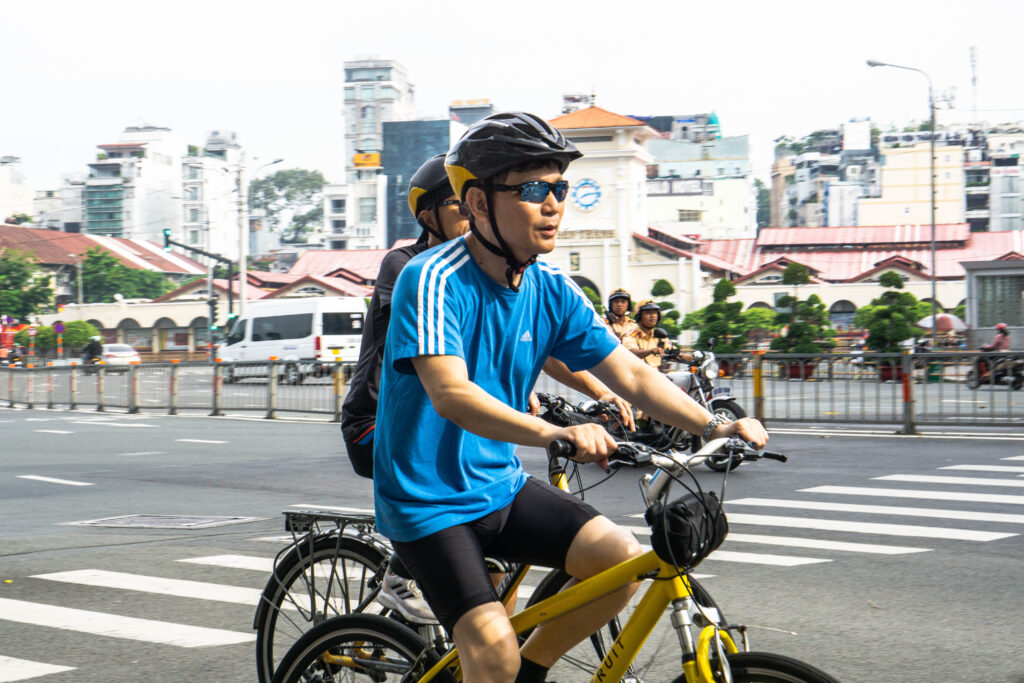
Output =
[
  {"x1": 162, "y1": 229, "x2": 172, "y2": 252},
  {"x1": 208, "y1": 296, "x2": 220, "y2": 331}
]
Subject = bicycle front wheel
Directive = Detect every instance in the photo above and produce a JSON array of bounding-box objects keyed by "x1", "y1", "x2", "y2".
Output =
[
  {"x1": 271, "y1": 613, "x2": 452, "y2": 683},
  {"x1": 255, "y1": 533, "x2": 387, "y2": 683},
  {"x1": 671, "y1": 651, "x2": 840, "y2": 683}
]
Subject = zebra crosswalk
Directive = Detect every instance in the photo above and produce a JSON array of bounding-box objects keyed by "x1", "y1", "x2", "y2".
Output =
[{"x1": 2, "y1": 456, "x2": 1021, "y2": 680}]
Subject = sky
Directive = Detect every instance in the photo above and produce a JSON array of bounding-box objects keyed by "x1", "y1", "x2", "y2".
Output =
[{"x1": 4, "y1": 0, "x2": 1024, "y2": 199}]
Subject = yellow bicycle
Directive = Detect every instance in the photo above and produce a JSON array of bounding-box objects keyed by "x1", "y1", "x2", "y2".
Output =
[{"x1": 270, "y1": 437, "x2": 839, "y2": 683}]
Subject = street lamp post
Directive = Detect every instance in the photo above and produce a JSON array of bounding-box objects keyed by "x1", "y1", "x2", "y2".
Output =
[
  {"x1": 238, "y1": 157, "x2": 283, "y2": 318},
  {"x1": 867, "y1": 59, "x2": 938, "y2": 347}
]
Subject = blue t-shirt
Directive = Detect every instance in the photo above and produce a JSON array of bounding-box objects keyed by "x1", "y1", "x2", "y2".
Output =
[{"x1": 373, "y1": 236, "x2": 619, "y2": 542}]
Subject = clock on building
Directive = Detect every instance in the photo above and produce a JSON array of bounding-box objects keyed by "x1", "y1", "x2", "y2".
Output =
[{"x1": 572, "y1": 178, "x2": 601, "y2": 211}]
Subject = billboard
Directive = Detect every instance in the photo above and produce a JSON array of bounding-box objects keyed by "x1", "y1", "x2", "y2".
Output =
[{"x1": 352, "y1": 153, "x2": 381, "y2": 168}]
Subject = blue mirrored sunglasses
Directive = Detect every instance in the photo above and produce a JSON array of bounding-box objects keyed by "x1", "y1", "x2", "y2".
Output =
[{"x1": 492, "y1": 180, "x2": 569, "y2": 203}]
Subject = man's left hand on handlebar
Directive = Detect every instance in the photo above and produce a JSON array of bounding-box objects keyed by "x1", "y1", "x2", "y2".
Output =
[
  {"x1": 551, "y1": 423, "x2": 617, "y2": 470},
  {"x1": 711, "y1": 416, "x2": 769, "y2": 450},
  {"x1": 599, "y1": 393, "x2": 635, "y2": 432}
]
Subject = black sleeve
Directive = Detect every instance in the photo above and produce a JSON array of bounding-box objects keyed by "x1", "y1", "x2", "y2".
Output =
[{"x1": 375, "y1": 249, "x2": 415, "y2": 311}]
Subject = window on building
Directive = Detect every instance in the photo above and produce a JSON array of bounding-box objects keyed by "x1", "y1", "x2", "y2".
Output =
[
  {"x1": 185, "y1": 165, "x2": 200, "y2": 179},
  {"x1": 361, "y1": 120, "x2": 376, "y2": 134},
  {"x1": 569, "y1": 252, "x2": 580, "y2": 272},
  {"x1": 188, "y1": 208, "x2": 200, "y2": 223},
  {"x1": 977, "y1": 274, "x2": 1024, "y2": 327},
  {"x1": 359, "y1": 197, "x2": 376, "y2": 223},
  {"x1": 184, "y1": 186, "x2": 199, "y2": 201},
  {"x1": 361, "y1": 105, "x2": 376, "y2": 121},
  {"x1": 331, "y1": 198, "x2": 346, "y2": 213},
  {"x1": 359, "y1": 84, "x2": 374, "y2": 98},
  {"x1": 678, "y1": 210, "x2": 702, "y2": 222},
  {"x1": 332, "y1": 219, "x2": 346, "y2": 233},
  {"x1": 188, "y1": 230, "x2": 200, "y2": 244}
]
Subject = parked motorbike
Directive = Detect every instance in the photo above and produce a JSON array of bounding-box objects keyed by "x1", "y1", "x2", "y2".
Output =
[
  {"x1": 966, "y1": 353, "x2": 1024, "y2": 391},
  {"x1": 662, "y1": 337, "x2": 749, "y2": 471}
]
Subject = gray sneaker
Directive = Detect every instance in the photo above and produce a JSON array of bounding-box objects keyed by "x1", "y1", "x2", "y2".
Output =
[{"x1": 376, "y1": 565, "x2": 437, "y2": 624}]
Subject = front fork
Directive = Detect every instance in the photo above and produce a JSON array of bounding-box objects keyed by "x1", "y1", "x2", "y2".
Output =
[{"x1": 670, "y1": 597, "x2": 745, "y2": 683}]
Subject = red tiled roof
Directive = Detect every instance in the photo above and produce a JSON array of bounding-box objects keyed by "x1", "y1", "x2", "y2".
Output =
[
  {"x1": 632, "y1": 233, "x2": 747, "y2": 276},
  {"x1": 697, "y1": 228, "x2": 1024, "y2": 281},
  {"x1": 391, "y1": 238, "x2": 418, "y2": 249},
  {"x1": 152, "y1": 278, "x2": 271, "y2": 303},
  {"x1": 0, "y1": 224, "x2": 205, "y2": 274},
  {"x1": 756, "y1": 224, "x2": 970, "y2": 248},
  {"x1": 288, "y1": 248, "x2": 391, "y2": 279},
  {"x1": 263, "y1": 274, "x2": 372, "y2": 299},
  {"x1": 549, "y1": 106, "x2": 646, "y2": 130},
  {"x1": 242, "y1": 271, "x2": 306, "y2": 286}
]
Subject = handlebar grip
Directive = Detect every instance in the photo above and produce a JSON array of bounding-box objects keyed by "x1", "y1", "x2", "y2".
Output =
[
  {"x1": 547, "y1": 439, "x2": 576, "y2": 460},
  {"x1": 762, "y1": 451, "x2": 788, "y2": 463}
]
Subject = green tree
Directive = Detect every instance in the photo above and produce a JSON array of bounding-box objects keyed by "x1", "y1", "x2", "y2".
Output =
[
  {"x1": 650, "y1": 279, "x2": 674, "y2": 298},
  {"x1": 81, "y1": 247, "x2": 172, "y2": 302},
  {"x1": 737, "y1": 307, "x2": 779, "y2": 336},
  {"x1": 852, "y1": 275, "x2": 922, "y2": 352},
  {"x1": 248, "y1": 168, "x2": 325, "y2": 234},
  {"x1": 0, "y1": 248, "x2": 53, "y2": 321},
  {"x1": 770, "y1": 263, "x2": 835, "y2": 353},
  {"x1": 649, "y1": 280, "x2": 680, "y2": 336},
  {"x1": 582, "y1": 286, "x2": 604, "y2": 315},
  {"x1": 16, "y1": 321, "x2": 101, "y2": 355},
  {"x1": 755, "y1": 178, "x2": 770, "y2": 231},
  {"x1": 694, "y1": 279, "x2": 745, "y2": 352}
]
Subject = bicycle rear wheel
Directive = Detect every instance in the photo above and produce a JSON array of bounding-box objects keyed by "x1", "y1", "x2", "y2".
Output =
[
  {"x1": 670, "y1": 651, "x2": 840, "y2": 683},
  {"x1": 255, "y1": 533, "x2": 387, "y2": 683},
  {"x1": 271, "y1": 613, "x2": 453, "y2": 683}
]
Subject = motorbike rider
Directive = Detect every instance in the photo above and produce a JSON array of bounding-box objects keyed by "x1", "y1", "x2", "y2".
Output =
[
  {"x1": 622, "y1": 299, "x2": 691, "y2": 370},
  {"x1": 978, "y1": 323, "x2": 1011, "y2": 378},
  {"x1": 604, "y1": 288, "x2": 638, "y2": 341},
  {"x1": 82, "y1": 336, "x2": 103, "y2": 365}
]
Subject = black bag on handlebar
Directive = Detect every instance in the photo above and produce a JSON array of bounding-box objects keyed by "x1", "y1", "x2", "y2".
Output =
[{"x1": 644, "y1": 491, "x2": 728, "y2": 571}]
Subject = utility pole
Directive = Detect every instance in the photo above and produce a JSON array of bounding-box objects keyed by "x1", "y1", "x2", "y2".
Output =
[{"x1": 237, "y1": 157, "x2": 249, "y2": 318}]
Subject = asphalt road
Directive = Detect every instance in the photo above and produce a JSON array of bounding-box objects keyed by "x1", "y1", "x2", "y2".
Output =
[{"x1": 1, "y1": 407, "x2": 1023, "y2": 682}]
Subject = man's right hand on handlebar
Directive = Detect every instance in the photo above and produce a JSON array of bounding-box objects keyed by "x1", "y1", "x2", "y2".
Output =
[
  {"x1": 711, "y1": 416, "x2": 769, "y2": 450},
  {"x1": 546, "y1": 423, "x2": 618, "y2": 470}
]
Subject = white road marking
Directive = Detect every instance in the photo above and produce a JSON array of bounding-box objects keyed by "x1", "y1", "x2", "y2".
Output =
[
  {"x1": 178, "y1": 555, "x2": 274, "y2": 572},
  {"x1": 0, "y1": 597, "x2": 254, "y2": 648},
  {"x1": 17, "y1": 475, "x2": 93, "y2": 487},
  {"x1": 704, "y1": 550, "x2": 830, "y2": 567},
  {"x1": 175, "y1": 439, "x2": 227, "y2": 444},
  {"x1": 801, "y1": 485, "x2": 1024, "y2": 505},
  {"x1": 875, "y1": 474, "x2": 1024, "y2": 488},
  {"x1": 768, "y1": 428, "x2": 1024, "y2": 442},
  {"x1": 69, "y1": 421, "x2": 155, "y2": 428},
  {"x1": 939, "y1": 464, "x2": 1024, "y2": 473},
  {"x1": 728, "y1": 497, "x2": 1024, "y2": 524},
  {"x1": 251, "y1": 535, "x2": 295, "y2": 544},
  {"x1": 723, "y1": 533, "x2": 928, "y2": 555},
  {"x1": 119, "y1": 451, "x2": 166, "y2": 456},
  {"x1": 625, "y1": 527, "x2": 827, "y2": 565},
  {"x1": 290, "y1": 503, "x2": 375, "y2": 515},
  {"x1": 725, "y1": 513, "x2": 1015, "y2": 541},
  {"x1": 0, "y1": 655, "x2": 74, "y2": 682},
  {"x1": 34, "y1": 430, "x2": 72, "y2": 435},
  {"x1": 32, "y1": 570, "x2": 268, "y2": 607},
  {"x1": 1002, "y1": 456, "x2": 1024, "y2": 461}
]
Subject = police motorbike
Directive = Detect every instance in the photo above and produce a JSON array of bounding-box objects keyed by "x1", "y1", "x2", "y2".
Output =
[
  {"x1": 965, "y1": 353, "x2": 1024, "y2": 391},
  {"x1": 661, "y1": 336, "x2": 749, "y2": 471}
]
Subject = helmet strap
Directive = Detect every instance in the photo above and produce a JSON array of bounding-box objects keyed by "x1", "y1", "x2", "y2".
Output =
[{"x1": 415, "y1": 203, "x2": 447, "y2": 245}]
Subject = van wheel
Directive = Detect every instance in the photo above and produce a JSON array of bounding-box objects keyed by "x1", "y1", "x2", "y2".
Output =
[
  {"x1": 223, "y1": 366, "x2": 236, "y2": 384},
  {"x1": 283, "y1": 364, "x2": 303, "y2": 385}
]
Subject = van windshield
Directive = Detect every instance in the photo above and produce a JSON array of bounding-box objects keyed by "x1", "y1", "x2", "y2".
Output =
[
  {"x1": 252, "y1": 313, "x2": 313, "y2": 341},
  {"x1": 322, "y1": 312, "x2": 364, "y2": 336},
  {"x1": 226, "y1": 319, "x2": 246, "y2": 345}
]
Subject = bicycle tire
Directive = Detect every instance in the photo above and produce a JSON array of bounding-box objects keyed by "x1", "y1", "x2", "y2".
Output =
[
  {"x1": 669, "y1": 651, "x2": 840, "y2": 683},
  {"x1": 272, "y1": 613, "x2": 453, "y2": 683},
  {"x1": 255, "y1": 533, "x2": 387, "y2": 683}
]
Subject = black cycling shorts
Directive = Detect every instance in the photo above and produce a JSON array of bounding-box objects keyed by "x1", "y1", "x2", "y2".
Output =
[{"x1": 390, "y1": 476, "x2": 600, "y2": 633}]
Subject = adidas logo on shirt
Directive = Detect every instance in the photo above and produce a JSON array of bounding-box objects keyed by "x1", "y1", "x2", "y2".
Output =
[{"x1": 519, "y1": 330, "x2": 533, "y2": 343}]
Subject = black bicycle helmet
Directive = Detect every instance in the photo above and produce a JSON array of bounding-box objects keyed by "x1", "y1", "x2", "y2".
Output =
[
  {"x1": 408, "y1": 153, "x2": 455, "y2": 244},
  {"x1": 445, "y1": 111, "x2": 582, "y2": 291}
]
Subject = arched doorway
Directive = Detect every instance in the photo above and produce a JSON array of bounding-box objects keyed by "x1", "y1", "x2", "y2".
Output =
[
  {"x1": 116, "y1": 318, "x2": 149, "y2": 350},
  {"x1": 829, "y1": 300, "x2": 856, "y2": 331},
  {"x1": 570, "y1": 276, "x2": 601, "y2": 307}
]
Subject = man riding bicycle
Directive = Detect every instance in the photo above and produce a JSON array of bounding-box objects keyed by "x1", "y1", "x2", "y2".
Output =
[{"x1": 374, "y1": 112, "x2": 767, "y2": 683}]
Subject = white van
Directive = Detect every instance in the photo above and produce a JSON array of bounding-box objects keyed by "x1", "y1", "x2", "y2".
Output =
[{"x1": 218, "y1": 297, "x2": 367, "y2": 384}]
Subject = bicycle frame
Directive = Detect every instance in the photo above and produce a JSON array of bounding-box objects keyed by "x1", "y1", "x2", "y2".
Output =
[{"x1": 416, "y1": 549, "x2": 734, "y2": 683}]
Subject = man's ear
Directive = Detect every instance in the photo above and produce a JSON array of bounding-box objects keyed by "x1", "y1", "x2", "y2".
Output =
[
  {"x1": 464, "y1": 186, "x2": 490, "y2": 225},
  {"x1": 417, "y1": 209, "x2": 437, "y2": 230}
]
